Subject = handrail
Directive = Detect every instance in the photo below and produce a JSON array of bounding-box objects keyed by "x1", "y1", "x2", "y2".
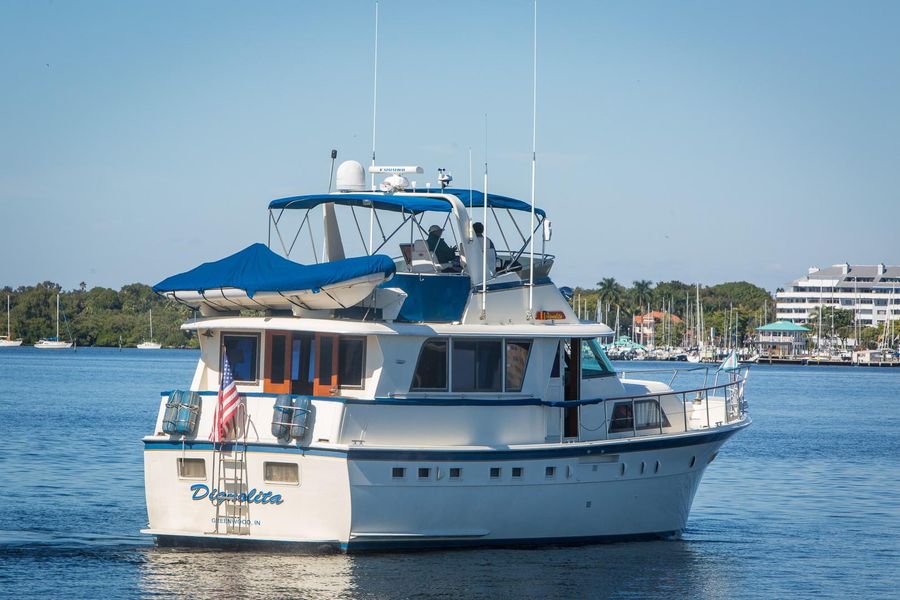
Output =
[{"x1": 550, "y1": 368, "x2": 749, "y2": 408}]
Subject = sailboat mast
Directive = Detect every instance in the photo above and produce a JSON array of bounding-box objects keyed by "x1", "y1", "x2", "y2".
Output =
[
  {"x1": 150, "y1": 309, "x2": 153, "y2": 341},
  {"x1": 56, "y1": 294, "x2": 60, "y2": 339}
]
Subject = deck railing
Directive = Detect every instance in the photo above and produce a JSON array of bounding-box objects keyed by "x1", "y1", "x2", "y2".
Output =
[{"x1": 562, "y1": 366, "x2": 750, "y2": 443}]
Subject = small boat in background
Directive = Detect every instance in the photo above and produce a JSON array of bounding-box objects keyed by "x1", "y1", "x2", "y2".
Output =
[
  {"x1": 137, "y1": 309, "x2": 162, "y2": 349},
  {"x1": 0, "y1": 295, "x2": 23, "y2": 347},
  {"x1": 34, "y1": 294, "x2": 73, "y2": 349}
]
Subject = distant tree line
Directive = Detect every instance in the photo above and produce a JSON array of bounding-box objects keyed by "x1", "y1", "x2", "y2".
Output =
[
  {"x1": 1, "y1": 282, "x2": 197, "y2": 348},
  {"x1": 574, "y1": 278, "x2": 897, "y2": 349}
]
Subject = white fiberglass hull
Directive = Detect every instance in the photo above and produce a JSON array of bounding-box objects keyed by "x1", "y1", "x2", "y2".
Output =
[
  {"x1": 34, "y1": 340, "x2": 72, "y2": 349},
  {"x1": 0, "y1": 339, "x2": 23, "y2": 347},
  {"x1": 137, "y1": 342, "x2": 162, "y2": 350},
  {"x1": 142, "y1": 424, "x2": 744, "y2": 552}
]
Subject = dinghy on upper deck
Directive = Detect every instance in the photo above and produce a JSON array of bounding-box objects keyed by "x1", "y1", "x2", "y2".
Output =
[{"x1": 153, "y1": 243, "x2": 396, "y2": 316}]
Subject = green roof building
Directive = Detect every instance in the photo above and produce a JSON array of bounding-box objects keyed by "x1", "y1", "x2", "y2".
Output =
[{"x1": 755, "y1": 321, "x2": 810, "y2": 357}]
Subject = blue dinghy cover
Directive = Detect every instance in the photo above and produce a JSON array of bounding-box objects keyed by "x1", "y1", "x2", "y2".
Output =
[{"x1": 153, "y1": 243, "x2": 395, "y2": 297}]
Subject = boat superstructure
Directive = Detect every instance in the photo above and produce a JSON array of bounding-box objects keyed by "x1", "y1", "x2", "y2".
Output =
[
  {"x1": 34, "y1": 294, "x2": 72, "y2": 349},
  {"x1": 142, "y1": 162, "x2": 750, "y2": 551},
  {"x1": 0, "y1": 295, "x2": 23, "y2": 347}
]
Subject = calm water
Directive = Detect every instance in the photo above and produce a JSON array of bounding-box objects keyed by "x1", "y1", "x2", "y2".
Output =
[{"x1": 0, "y1": 348, "x2": 898, "y2": 599}]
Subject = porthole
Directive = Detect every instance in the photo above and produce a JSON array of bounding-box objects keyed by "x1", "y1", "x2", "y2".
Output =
[
  {"x1": 545, "y1": 466, "x2": 556, "y2": 478},
  {"x1": 418, "y1": 467, "x2": 431, "y2": 479},
  {"x1": 490, "y1": 467, "x2": 501, "y2": 479},
  {"x1": 449, "y1": 467, "x2": 462, "y2": 479},
  {"x1": 392, "y1": 467, "x2": 406, "y2": 479},
  {"x1": 512, "y1": 467, "x2": 523, "y2": 478}
]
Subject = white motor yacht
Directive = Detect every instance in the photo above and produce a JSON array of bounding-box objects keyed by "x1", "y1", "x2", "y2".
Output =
[{"x1": 142, "y1": 162, "x2": 750, "y2": 551}]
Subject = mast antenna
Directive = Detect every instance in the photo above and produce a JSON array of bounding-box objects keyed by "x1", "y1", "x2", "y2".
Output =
[
  {"x1": 527, "y1": 0, "x2": 538, "y2": 319},
  {"x1": 481, "y1": 113, "x2": 489, "y2": 321},
  {"x1": 370, "y1": 1, "x2": 379, "y2": 191}
]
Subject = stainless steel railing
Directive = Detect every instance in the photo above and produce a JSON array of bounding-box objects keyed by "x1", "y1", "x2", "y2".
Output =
[{"x1": 561, "y1": 367, "x2": 749, "y2": 443}]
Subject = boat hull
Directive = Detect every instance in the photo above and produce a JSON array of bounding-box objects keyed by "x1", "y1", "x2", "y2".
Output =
[
  {"x1": 34, "y1": 340, "x2": 72, "y2": 349},
  {"x1": 0, "y1": 339, "x2": 23, "y2": 347},
  {"x1": 137, "y1": 342, "x2": 162, "y2": 350},
  {"x1": 143, "y1": 424, "x2": 743, "y2": 552}
]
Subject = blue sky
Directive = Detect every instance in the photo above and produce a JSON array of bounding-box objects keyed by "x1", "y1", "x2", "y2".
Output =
[{"x1": 2, "y1": 0, "x2": 899, "y2": 292}]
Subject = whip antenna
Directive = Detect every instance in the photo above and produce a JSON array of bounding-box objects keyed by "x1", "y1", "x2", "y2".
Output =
[
  {"x1": 370, "y1": 1, "x2": 379, "y2": 191},
  {"x1": 527, "y1": 0, "x2": 538, "y2": 319}
]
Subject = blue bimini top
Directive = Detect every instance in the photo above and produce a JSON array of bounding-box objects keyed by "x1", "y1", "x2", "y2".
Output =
[{"x1": 153, "y1": 243, "x2": 396, "y2": 297}]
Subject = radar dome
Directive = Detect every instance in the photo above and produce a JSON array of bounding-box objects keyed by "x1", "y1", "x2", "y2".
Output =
[{"x1": 335, "y1": 160, "x2": 366, "y2": 192}]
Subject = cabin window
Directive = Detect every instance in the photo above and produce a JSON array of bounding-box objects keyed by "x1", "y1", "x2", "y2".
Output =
[
  {"x1": 392, "y1": 467, "x2": 406, "y2": 479},
  {"x1": 449, "y1": 467, "x2": 462, "y2": 479},
  {"x1": 418, "y1": 467, "x2": 431, "y2": 479},
  {"x1": 338, "y1": 337, "x2": 366, "y2": 388},
  {"x1": 264, "y1": 462, "x2": 299, "y2": 485},
  {"x1": 512, "y1": 467, "x2": 523, "y2": 478},
  {"x1": 581, "y1": 338, "x2": 615, "y2": 379},
  {"x1": 222, "y1": 334, "x2": 259, "y2": 382},
  {"x1": 177, "y1": 458, "x2": 206, "y2": 479},
  {"x1": 545, "y1": 466, "x2": 556, "y2": 478},
  {"x1": 505, "y1": 340, "x2": 532, "y2": 392},
  {"x1": 411, "y1": 338, "x2": 448, "y2": 391},
  {"x1": 608, "y1": 399, "x2": 671, "y2": 433},
  {"x1": 490, "y1": 467, "x2": 501, "y2": 479},
  {"x1": 452, "y1": 339, "x2": 502, "y2": 392}
]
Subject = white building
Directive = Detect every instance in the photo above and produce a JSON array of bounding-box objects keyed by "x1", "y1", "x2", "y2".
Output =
[{"x1": 776, "y1": 263, "x2": 900, "y2": 326}]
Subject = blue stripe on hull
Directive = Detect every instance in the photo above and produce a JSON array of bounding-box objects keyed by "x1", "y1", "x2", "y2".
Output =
[
  {"x1": 151, "y1": 530, "x2": 681, "y2": 553},
  {"x1": 347, "y1": 423, "x2": 746, "y2": 461},
  {"x1": 142, "y1": 420, "x2": 747, "y2": 461},
  {"x1": 344, "y1": 530, "x2": 681, "y2": 552}
]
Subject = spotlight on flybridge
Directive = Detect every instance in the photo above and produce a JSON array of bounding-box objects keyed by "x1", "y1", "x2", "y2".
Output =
[{"x1": 437, "y1": 168, "x2": 453, "y2": 189}]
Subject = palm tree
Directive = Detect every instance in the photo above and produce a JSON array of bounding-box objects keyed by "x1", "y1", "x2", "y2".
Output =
[
  {"x1": 596, "y1": 277, "x2": 622, "y2": 309},
  {"x1": 632, "y1": 280, "x2": 653, "y2": 313}
]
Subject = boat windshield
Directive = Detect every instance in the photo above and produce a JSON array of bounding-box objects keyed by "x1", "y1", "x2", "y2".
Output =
[{"x1": 581, "y1": 338, "x2": 616, "y2": 378}]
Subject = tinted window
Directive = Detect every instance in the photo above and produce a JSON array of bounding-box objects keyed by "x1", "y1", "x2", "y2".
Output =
[
  {"x1": 318, "y1": 336, "x2": 334, "y2": 382},
  {"x1": 452, "y1": 339, "x2": 502, "y2": 392},
  {"x1": 609, "y1": 400, "x2": 670, "y2": 433},
  {"x1": 270, "y1": 335, "x2": 286, "y2": 384},
  {"x1": 338, "y1": 337, "x2": 365, "y2": 388},
  {"x1": 411, "y1": 338, "x2": 448, "y2": 391},
  {"x1": 223, "y1": 334, "x2": 258, "y2": 382},
  {"x1": 505, "y1": 340, "x2": 532, "y2": 392}
]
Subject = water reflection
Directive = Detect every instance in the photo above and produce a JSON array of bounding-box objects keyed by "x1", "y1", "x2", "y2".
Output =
[{"x1": 138, "y1": 539, "x2": 740, "y2": 599}]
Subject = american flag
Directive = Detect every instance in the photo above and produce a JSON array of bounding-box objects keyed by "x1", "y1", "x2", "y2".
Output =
[{"x1": 210, "y1": 352, "x2": 241, "y2": 442}]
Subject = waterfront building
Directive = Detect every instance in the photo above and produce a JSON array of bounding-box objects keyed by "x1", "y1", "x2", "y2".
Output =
[
  {"x1": 775, "y1": 263, "x2": 900, "y2": 326},
  {"x1": 754, "y1": 321, "x2": 809, "y2": 358},
  {"x1": 632, "y1": 311, "x2": 682, "y2": 348}
]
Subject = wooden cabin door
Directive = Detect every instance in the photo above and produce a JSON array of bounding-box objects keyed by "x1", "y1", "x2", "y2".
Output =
[
  {"x1": 263, "y1": 331, "x2": 292, "y2": 394},
  {"x1": 314, "y1": 333, "x2": 339, "y2": 396}
]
